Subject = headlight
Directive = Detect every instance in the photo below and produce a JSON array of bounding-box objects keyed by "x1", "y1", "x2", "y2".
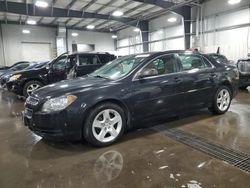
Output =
[
  {"x1": 41, "y1": 95, "x2": 77, "y2": 113},
  {"x1": 9, "y1": 74, "x2": 22, "y2": 81}
]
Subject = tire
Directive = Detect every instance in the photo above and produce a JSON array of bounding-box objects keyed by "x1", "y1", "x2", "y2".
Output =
[
  {"x1": 209, "y1": 86, "x2": 232, "y2": 115},
  {"x1": 83, "y1": 103, "x2": 126, "y2": 147},
  {"x1": 23, "y1": 80, "x2": 43, "y2": 98}
]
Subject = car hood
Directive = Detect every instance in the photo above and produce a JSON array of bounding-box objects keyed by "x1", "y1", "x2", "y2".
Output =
[
  {"x1": 32, "y1": 76, "x2": 114, "y2": 99},
  {"x1": 0, "y1": 69, "x2": 10, "y2": 76},
  {"x1": 0, "y1": 72, "x2": 11, "y2": 79},
  {"x1": 11, "y1": 67, "x2": 47, "y2": 76}
]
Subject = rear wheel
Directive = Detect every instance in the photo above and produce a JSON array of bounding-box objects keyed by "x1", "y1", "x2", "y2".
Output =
[
  {"x1": 83, "y1": 103, "x2": 126, "y2": 147},
  {"x1": 23, "y1": 81, "x2": 43, "y2": 98},
  {"x1": 209, "y1": 86, "x2": 232, "y2": 115}
]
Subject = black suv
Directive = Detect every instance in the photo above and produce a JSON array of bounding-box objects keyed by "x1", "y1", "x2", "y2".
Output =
[
  {"x1": 237, "y1": 58, "x2": 250, "y2": 89},
  {"x1": 6, "y1": 52, "x2": 116, "y2": 97}
]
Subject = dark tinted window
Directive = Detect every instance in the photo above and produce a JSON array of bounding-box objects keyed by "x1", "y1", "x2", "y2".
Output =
[
  {"x1": 10, "y1": 61, "x2": 29, "y2": 68},
  {"x1": 143, "y1": 54, "x2": 179, "y2": 75},
  {"x1": 210, "y1": 54, "x2": 229, "y2": 64},
  {"x1": 179, "y1": 54, "x2": 208, "y2": 71},
  {"x1": 52, "y1": 55, "x2": 67, "y2": 70},
  {"x1": 90, "y1": 55, "x2": 145, "y2": 80},
  {"x1": 10, "y1": 63, "x2": 30, "y2": 71},
  {"x1": 202, "y1": 57, "x2": 213, "y2": 68},
  {"x1": 79, "y1": 55, "x2": 99, "y2": 66}
]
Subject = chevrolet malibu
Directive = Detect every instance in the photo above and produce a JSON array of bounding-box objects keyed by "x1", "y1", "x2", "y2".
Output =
[{"x1": 24, "y1": 51, "x2": 239, "y2": 147}]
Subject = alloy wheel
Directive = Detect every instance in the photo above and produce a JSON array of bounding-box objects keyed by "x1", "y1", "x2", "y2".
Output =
[
  {"x1": 217, "y1": 89, "x2": 231, "y2": 111},
  {"x1": 27, "y1": 84, "x2": 41, "y2": 95},
  {"x1": 92, "y1": 109, "x2": 122, "y2": 143}
]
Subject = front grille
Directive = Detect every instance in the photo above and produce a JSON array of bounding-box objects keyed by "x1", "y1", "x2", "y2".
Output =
[{"x1": 155, "y1": 127, "x2": 250, "y2": 173}]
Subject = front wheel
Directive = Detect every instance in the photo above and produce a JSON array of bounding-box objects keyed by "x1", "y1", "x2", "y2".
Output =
[
  {"x1": 209, "y1": 86, "x2": 232, "y2": 115},
  {"x1": 83, "y1": 103, "x2": 126, "y2": 147},
  {"x1": 23, "y1": 81, "x2": 43, "y2": 98}
]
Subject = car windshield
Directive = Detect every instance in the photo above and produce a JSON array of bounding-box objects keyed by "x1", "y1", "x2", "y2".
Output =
[
  {"x1": 36, "y1": 62, "x2": 48, "y2": 68},
  {"x1": 89, "y1": 55, "x2": 147, "y2": 80},
  {"x1": 24, "y1": 63, "x2": 38, "y2": 70},
  {"x1": 10, "y1": 63, "x2": 30, "y2": 71}
]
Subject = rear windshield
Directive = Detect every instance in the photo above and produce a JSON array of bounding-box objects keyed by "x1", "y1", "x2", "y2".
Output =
[{"x1": 209, "y1": 54, "x2": 229, "y2": 64}]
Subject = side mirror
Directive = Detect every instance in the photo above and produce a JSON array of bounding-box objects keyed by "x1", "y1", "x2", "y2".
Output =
[
  {"x1": 137, "y1": 68, "x2": 158, "y2": 79},
  {"x1": 46, "y1": 65, "x2": 50, "y2": 70}
]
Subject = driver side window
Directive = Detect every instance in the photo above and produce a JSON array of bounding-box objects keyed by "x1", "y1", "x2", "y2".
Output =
[
  {"x1": 143, "y1": 54, "x2": 179, "y2": 76},
  {"x1": 52, "y1": 56, "x2": 67, "y2": 70}
]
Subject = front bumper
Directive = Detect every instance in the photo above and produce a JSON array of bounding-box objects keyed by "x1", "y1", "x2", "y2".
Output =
[
  {"x1": 6, "y1": 80, "x2": 23, "y2": 95},
  {"x1": 23, "y1": 107, "x2": 83, "y2": 141},
  {"x1": 0, "y1": 78, "x2": 8, "y2": 88}
]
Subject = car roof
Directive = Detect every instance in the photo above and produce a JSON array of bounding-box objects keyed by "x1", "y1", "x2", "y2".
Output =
[
  {"x1": 69, "y1": 50, "x2": 201, "y2": 57},
  {"x1": 208, "y1": 53, "x2": 225, "y2": 56},
  {"x1": 69, "y1": 52, "x2": 114, "y2": 56},
  {"x1": 120, "y1": 50, "x2": 202, "y2": 57}
]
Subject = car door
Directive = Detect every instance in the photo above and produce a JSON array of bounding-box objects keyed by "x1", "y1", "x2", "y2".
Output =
[
  {"x1": 75, "y1": 54, "x2": 102, "y2": 77},
  {"x1": 49, "y1": 55, "x2": 68, "y2": 83},
  {"x1": 132, "y1": 54, "x2": 182, "y2": 120},
  {"x1": 176, "y1": 53, "x2": 216, "y2": 111}
]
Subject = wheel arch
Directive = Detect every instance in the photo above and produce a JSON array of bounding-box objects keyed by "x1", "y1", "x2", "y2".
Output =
[
  {"x1": 21, "y1": 78, "x2": 45, "y2": 96},
  {"x1": 81, "y1": 98, "x2": 132, "y2": 138},
  {"x1": 21, "y1": 78, "x2": 45, "y2": 88},
  {"x1": 220, "y1": 80, "x2": 234, "y2": 96}
]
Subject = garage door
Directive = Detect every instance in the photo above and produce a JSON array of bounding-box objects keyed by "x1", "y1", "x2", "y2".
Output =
[{"x1": 21, "y1": 42, "x2": 52, "y2": 62}]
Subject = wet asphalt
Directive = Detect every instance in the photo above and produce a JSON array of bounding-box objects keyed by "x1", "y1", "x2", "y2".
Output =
[{"x1": 0, "y1": 89, "x2": 250, "y2": 188}]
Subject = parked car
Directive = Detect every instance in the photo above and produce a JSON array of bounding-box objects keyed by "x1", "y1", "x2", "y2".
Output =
[
  {"x1": 236, "y1": 58, "x2": 250, "y2": 89},
  {"x1": 0, "y1": 61, "x2": 30, "y2": 70},
  {"x1": 0, "y1": 61, "x2": 33, "y2": 77},
  {"x1": 6, "y1": 52, "x2": 115, "y2": 97},
  {"x1": 0, "y1": 62, "x2": 48, "y2": 88},
  {"x1": 23, "y1": 50, "x2": 239, "y2": 147}
]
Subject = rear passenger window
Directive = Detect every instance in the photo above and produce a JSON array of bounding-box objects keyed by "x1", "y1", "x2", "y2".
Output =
[
  {"x1": 178, "y1": 54, "x2": 208, "y2": 71},
  {"x1": 79, "y1": 55, "x2": 99, "y2": 66},
  {"x1": 143, "y1": 54, "x2": 179, "y2": 76}
]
